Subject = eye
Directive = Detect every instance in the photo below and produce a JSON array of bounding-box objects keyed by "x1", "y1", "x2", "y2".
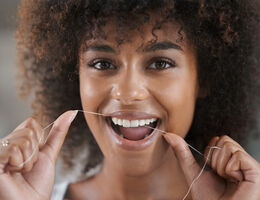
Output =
[
  {"x1": 88, "y1": 59, "x2": 116, "y2": 70},
  {"x1": 147, "y1": 58, "x2": 176, "y2": 70}
]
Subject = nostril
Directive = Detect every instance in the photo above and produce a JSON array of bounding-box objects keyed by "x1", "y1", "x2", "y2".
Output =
[{"x1": 111, "y1": 85, "x2": 149, "y2": 103}]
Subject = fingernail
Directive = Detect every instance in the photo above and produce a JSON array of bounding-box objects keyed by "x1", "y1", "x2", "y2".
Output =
[{"x1": 69, "y1": 110, "x2": 78, "y2": 123}]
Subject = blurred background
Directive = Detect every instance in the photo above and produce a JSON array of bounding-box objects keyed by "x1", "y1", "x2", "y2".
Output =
[
  {"x1": 0, "y1": 0, "x2": 32, "y2": 135},
  {"x1": 0, "y1": 1, "x2": 259, "y2": 161}
]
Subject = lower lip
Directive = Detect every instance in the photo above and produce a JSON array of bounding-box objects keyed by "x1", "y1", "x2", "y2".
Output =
[{"x1": 106, "y1": 118, "x2": 161, "y2": 151}]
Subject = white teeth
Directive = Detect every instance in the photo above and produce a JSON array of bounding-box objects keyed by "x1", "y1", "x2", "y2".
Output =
[
  {"x1": 111, "y1": 117, "x2": 158, "y2": 128},
  {"x1": 112, "y1": 117, "x2": 118, "y2": 125},
  {"x1": 122, "y1": 119, "x2": 130, "y2": 127},
  {"x1": 150, "y1": 118, "x2": 157, "y2": 123},
  {"x1": 117, "y1": 119, "x2": 122, "y2": 126},
  {"x1": 139, "y1": 119, "x2": 145, "y2": 126},
  {"x1": 130, "y1": 120, "x2": 139, "y2": 127},
  {"x1": 145, "y1": 119, "x2": 151, "y2": 124}
]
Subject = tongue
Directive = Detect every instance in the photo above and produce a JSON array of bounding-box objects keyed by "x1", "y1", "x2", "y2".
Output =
[{"x1": 119, "y1": 126, "x2": 153, "y2": 141}]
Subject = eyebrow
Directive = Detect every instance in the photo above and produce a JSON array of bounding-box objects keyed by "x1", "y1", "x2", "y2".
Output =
[
  {"x1": 143, "y1": 41, "x2": 183, "y2": 52},
  {"x1": 87, "y1": 44, "x2": 116, "y2": 53},
  {"x1": 85, "y1": 41, "x2": 183, "y2": 53}
]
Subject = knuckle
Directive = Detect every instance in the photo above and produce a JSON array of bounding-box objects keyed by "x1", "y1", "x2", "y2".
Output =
[
  {"x1": 27, "y1": 117, "x2": 42, "y2": 131},
  {"x1": 28, "y1": 130, "x2": 35, "y2": 139},
  {"x1": 209, "y1": 136, "x2": 218, "y2": 143},
  {"x1": 225, "y1": 163, "x2": 233, "y2": 175},
  {"x1": 219, "y1": 135, "x2": 231, "y2": 142},
  {"x1": 22, "y1": 139, "x2": 32, "y2": 148},
  {"x1": 9, "y1": 144, "x2": 19, "y2": 153},
  {"x1": 23, "y1": 128, "x2": 36, "y2": 141},
  {"x1": 222, "y1": 141, "x2": 235, "y2": 150},
  {"x1": 223, "y1": 141, "x2": 232, "y2": 146},
  {"x1": 225, "y1": 166, "x2": 230, "y2": 174},
  {"x1": 26, "y1": 117, "x2": 37, "y2": 125},
  {"x1": 213, "y1": 136, "x2": 220, "y2": 141},
  {"x1": 26, "y1": 128, "x2": 34, "y2": 138},
  {"x1": 234, "y1": 151, "x2": 244, "y2": 159}
]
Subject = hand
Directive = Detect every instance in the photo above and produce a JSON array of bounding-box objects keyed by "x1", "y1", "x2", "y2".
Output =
[
  {"x1": 0, "y1": 110, "x2": 78, "y2": 200},
  {"x1": 164, "y1": 133, "x2": 260, "y2": 200}
]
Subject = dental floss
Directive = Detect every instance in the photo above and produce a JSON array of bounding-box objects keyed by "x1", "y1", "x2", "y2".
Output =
[
  {"x1": 143, "y1": 125, "x2": 205, "y2": 156},
  {"x1": 181, "y1": 146, "x2": 220, "y2": 200},
  {"x1": 143, "y1": 124, "x2": 221, "y2": 200},
  {"x1": 9, "y1": 109, "x2": 220, "y2": 199}
]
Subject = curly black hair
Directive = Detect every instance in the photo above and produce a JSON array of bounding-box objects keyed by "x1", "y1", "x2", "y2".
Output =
[{"x1": 16, "y1": 0, "x2": 260, "y2": 174}]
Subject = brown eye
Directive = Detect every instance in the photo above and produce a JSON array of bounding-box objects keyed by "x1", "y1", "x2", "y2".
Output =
[
  {"x1": 89, "y1": 59, "x2": 116, "y2": 70},
  {"x1": 148, "y1": 58, "x2": 176, "y2": 70}
]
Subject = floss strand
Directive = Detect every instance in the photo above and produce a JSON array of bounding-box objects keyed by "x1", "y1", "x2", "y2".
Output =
[{"x1": 5, "y1": 109, "x2": 220, "y2": 200}]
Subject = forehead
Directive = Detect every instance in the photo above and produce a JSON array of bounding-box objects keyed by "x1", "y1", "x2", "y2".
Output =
[{"x1": 81, "y1": 14, "x2": 188, "y2": 52}]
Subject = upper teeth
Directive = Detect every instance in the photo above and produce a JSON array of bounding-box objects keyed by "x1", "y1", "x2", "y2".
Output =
[{"x1": 111, "y1": 117, "x2": 157, "y2": 128}]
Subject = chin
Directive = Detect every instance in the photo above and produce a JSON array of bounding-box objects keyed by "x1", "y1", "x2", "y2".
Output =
[{"x1": 106, "y1": 138, "x2": 171, "y2": 177}]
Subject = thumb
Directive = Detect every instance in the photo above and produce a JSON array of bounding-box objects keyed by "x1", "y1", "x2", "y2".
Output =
[
  {"x1": 41, "y1": 110, "x2": 78, "y2": 163},
  {"x1": 164, "y1": 133, "x2": 201, "y2": 184}
]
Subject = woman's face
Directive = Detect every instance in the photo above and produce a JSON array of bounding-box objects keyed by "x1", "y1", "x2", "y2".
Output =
[{"x1": 79, "y1": 17, "x2": 200, "y2": 176}]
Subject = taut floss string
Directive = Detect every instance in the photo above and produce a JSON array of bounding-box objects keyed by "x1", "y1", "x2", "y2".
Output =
[{"x1": 9, "y1": 109, "x2": 220, "y2": 200}]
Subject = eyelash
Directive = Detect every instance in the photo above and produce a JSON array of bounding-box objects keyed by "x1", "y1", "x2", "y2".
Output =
[
  {"x1": 88, "y1": 59, "x2": 116, "y2": 70},
  {"x1": 147, "y1": 58, "x2": 176, "y2": 70},
  {"x1": 88, "y1": 57, "x2": 176, "y2": 71}
]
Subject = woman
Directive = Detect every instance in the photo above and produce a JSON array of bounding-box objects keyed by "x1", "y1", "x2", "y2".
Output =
[{"x1": 0, "y1": 0, "x2": 259, "y2": 199}]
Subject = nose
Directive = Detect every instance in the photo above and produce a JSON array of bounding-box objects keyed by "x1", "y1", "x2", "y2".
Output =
[{"x1": 111, "y1": 69, "x2": 149, "y2": 105}]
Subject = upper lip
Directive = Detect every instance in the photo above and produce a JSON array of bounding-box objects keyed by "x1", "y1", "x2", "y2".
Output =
[{"x1": 106, "y1": 111, "x2": 160, "y2": 121}]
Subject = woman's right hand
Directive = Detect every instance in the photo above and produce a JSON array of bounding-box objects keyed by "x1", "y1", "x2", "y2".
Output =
[{"x1": 0, "y1": 110, "x2": 78, "y2": 200}]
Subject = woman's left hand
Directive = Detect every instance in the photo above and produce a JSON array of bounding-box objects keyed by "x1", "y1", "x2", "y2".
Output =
[{"x1": 164, "y1": 133, "x2": 260, "y2": 200}]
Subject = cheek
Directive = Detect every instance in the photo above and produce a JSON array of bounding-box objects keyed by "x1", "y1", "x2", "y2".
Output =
[
  {"x1": 79, "y1": 67, "x2": 110, "y2": 129},
  {"x1": 151, "y1": 69, "x2": 198, "y2": 137},
  {"x1": 79, "y1": 70, "x2": 111, "y2": 112},
  {"x1": 79, "y1": 68, "x2": 113, "y2": 152}
]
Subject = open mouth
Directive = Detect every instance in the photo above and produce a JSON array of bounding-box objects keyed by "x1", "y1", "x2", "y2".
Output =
[{"x1": 106, "y1": 117, "x2": 159, "y2": 141}]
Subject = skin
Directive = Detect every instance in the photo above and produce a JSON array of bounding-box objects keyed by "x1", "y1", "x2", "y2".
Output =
[
  {"x1": 0, "y1": 16, "x2": 259, "y2": 200},
  {"x1": 71, "y1": 18, "x2": 199, "y2": 199},
  {"x1": 68, "y1": 18, "x2": 260, "y2": 199}
]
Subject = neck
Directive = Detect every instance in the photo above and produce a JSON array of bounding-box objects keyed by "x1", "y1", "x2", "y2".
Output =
[{"x1": 99, "y1": 149, "x2": 190, "y2": 200}]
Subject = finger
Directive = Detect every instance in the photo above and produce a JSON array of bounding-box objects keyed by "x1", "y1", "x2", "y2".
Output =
[
  {"x1": 204, "y1": 136, "x2": 219, "y2": 166},
  {"x1": 1, "y1": 128, "x2": 39, "y2": 173},
  {"x1": 19, "y1": 134, "x2": 36, "y2": 173},
  {"x1": 2, "y1": 145, "x2": 23, "y2": 173},
  {"x1": 13, "y1": 117, "x2": 45, "y2": 149},
  {"x1": 210, "y1": 135, "x2": 236, "y2": 170},
  {"x1": 25, "y1": 118, "x2": 45, "y2": 148},
  {"x1": 41, "y1": 110, "x2": 78, "y2": 163},
  {"x1": 211, "y1": 135, "x2": 246, "y2": 179},
  {"x1": 225, "y1": 151, "x2": 245, "y2": 182},
  {"x1": 163, "y1": 133, "x2": 201, "y2": 184},
  {"x1": 225, "y1": 150, "x2": 260, "y2": 183},
  {"x1": 216, "y1": 135, "x2": 249, "y2": 168},
  {"x1": 13, "y1": 117, "x2": 36, "y2": 132},
  {"x1": 211, "y1": 136, "x2": 228, "y2": 170},
  {"x1": 217, "y1": 135, "x2": 246, "y2": 153},
  {"x1": 216, "y1": 141, "x2": 239, "y2": 180}
]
